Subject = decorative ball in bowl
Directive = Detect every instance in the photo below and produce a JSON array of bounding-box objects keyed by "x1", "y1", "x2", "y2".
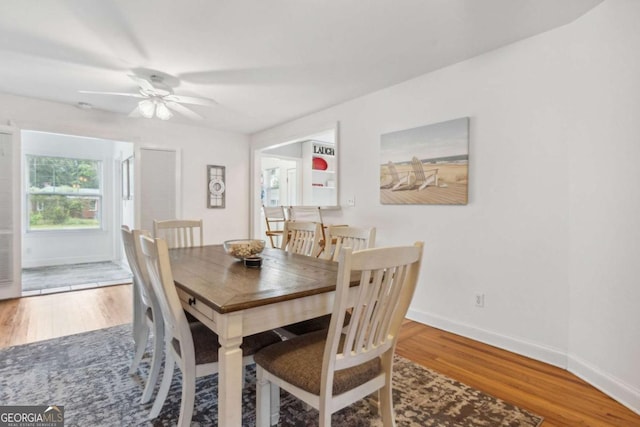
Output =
[{"x1": 223, "y1": 239, "x2": 266, "y2": 260}]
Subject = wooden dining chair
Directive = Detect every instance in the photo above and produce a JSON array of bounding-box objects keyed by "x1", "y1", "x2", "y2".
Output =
[
  {"x1": 321, "y1": 225, "x2": 376, "y2": 261},
  {"x1": 280, "y1": 225, "x2": 376, "y2": 338},
  {"x1": 254, "y1": 242, "x2": 424, "y2": 427},
  {"x1": 263, "y1": 205, "x2": 287, "y2": 248},
  {"x1": 280, "y1": 220, "x2": 322, "y2": 257},
  {"x1": 153, "y1": 219, "x2": 203, "y2": 248},
  {"x1": 139, "y1": 235, "x2": 282, "y2": 427},
  {"x1": 289, "y1": 206, "x2": 330, "y2": 251},
  {"x1": 121, "y1": 226, "x2": 164, "y2": 405}
]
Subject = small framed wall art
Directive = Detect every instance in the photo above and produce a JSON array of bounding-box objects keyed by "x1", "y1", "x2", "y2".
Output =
[
  {"x1": 207, "y1": 165, "x2": 226, "y2": 208},
  {"x1": 122, "y1": 156, "x2": 133, "y2": 200}
]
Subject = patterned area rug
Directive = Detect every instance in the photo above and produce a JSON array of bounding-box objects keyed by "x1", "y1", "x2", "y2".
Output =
[{"x1": 0, "y1": 325, "x2": 543, "y2": 426}]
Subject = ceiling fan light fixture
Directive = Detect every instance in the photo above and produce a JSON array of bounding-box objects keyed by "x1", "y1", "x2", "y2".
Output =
[
  {"x1": 138, "y1": 99, "x2": 155, "y2": 118},
  {"x1": 156, "y1": 102, "x2": 173, "y2": 120}
]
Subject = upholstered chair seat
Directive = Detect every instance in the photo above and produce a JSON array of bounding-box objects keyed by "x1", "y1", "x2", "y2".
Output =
[
  {"x1": 255, "y1": 329, "x2": 381, "y2": 396},
  {"x1": 171, "y1": 323, "x2": 281, "y2": 365}
]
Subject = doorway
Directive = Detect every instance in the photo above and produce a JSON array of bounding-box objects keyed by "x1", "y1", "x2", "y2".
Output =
[
  {"x1": 251, "y1": 123, "x2": 339, "y2": 240},
  {"x1": 20, "y1": 130, "x2": 133, "y2": 295}
]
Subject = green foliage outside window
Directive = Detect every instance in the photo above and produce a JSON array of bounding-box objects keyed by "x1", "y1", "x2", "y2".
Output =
[{"x1": 27, "y1": 156, "x2": 102, "y2": 230}]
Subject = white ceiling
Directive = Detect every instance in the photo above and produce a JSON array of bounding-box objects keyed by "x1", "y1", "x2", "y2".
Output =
[{"x1": 0, "y1": 0, "x2": 602, "y2": 134}]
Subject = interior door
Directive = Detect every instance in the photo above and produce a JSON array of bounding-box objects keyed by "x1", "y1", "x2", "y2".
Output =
[
  {"x1": 137, "y1": 147, "x2": 179, "y2": 233},
  {"x1": 0, "y1": 127, "x2": 21, "y2": 300}
]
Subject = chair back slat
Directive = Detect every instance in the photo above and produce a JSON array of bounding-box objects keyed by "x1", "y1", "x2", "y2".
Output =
[
  {"x1": 281, "y1": 221, "x2": 322, "y2": 257},
  {"x1": 121, "y1": 226, "x2": 154, "y2": 308},
  {"x1": 153, "y1": 219, "x2": 203, "y2": 248},
  {"x1": 139, "y1": 235, "x2": 193, "y2": 352},
  {"x1": 326, "y1": 243, "x2": 423, "y2": 373}
]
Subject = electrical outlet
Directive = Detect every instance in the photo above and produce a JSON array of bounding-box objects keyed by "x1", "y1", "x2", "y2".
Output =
[
  {"x1": 475, "y1": 293, "x2": 485, "y2": 308},
  {"x1": 347, "y1": 196, "x2": 356, "y2": 207}
]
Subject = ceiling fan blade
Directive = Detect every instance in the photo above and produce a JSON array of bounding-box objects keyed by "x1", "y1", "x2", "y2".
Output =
[
  {"x1": 79, "y1": 90, "x2": 146, "y2": 98},
  {"x1": 128, "y1": 106, "x2": 142, "y2": 118},
  {"x1": 165, "y1": 101, "x2": 203, "y2": 120},
  {"x1": 164, "y1": 94, "x2": 217, "y2": 106},
  {"x1": 69, "y1": 1, "x2": 148, "y2": 67},
  {"x1": 128, "y1": 75, "x2": 155, "y2": 92}
]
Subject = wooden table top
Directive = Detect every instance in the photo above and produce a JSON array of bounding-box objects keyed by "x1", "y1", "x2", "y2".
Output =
[{"x1": 169, "y1": 245, "x2": 341, "y2": 314}]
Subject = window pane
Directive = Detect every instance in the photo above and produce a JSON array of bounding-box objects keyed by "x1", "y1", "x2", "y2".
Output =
[{"x1": 27, "y1": 156, "x2": 102, "y2": 231}]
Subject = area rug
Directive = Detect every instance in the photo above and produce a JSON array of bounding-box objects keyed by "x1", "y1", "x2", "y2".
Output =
[{"x1": 0, "y1": 325, "x2": 543, "y2": 426}]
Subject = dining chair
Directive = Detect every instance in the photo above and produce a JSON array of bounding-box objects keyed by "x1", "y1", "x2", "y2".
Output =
[
  {"x1": 153, "y1": 219, "x2": 203, "y2": 248},
  {"x1": 280, "y1": 225, "x2": 376, "y2": 338},
  {"x1": 289, "y1": 206, "x2": 329, "y2": 252},
  {"x1": 121, "y1": 226, "x2": 163, "y2": 405},
  {"x1": 280, "y1": 220, "x2": 322, "y2": 257},
  {"x1": 263, "y1": 205, "x2": 287, "y2": 248},
  {"x1": 321, "y1": 225, "x2": 376, "y2": 261},
  {"x1": 288, "y1": 206, "x2": 323, "y2": 223},
  {"x1": 254, "y1": 242, "x2": 424, "y2": 427},
  {"x1": 139, "y1": 235, "x2": 282, "y2": 427}
]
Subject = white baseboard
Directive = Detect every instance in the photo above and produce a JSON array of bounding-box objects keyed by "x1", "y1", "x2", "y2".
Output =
[
  {"x1": 568, "y1": 354, "x2": 640, "y2": 416},
  {"x1": 406, "y1": 308, "x2": 568, "y2": 368},
  {"x1": 407, "y1": 308, "x2": 640, "y2": 416}
]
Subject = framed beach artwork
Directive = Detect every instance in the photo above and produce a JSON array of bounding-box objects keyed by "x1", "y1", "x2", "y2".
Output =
[{"x1": 380, "y1": 117, "x2": 469, "y2": 205}]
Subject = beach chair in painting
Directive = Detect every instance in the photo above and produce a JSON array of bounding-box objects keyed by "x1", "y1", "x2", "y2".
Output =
[
  {"x1": 380, "y1": 161, "x2": 415, "y2": 191},
  {"x1": 410, "y1": 157, "x2": 438, "y2": 191}
]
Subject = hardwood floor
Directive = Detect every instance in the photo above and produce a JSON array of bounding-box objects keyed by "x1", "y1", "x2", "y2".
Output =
[
  {"x1": 0, "y1": 284, "x2": 131, "y2": 348},
  {"x1": 395, "y1": 321, "x2": 640, "y2": 426},
  {"x1": 1, "y1": 284, "x2": 638, "y2": 426}
]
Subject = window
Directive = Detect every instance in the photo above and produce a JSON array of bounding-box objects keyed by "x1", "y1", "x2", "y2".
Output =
[{"x1": 27, "y1": 155, "x2": 102, "y2": 231}]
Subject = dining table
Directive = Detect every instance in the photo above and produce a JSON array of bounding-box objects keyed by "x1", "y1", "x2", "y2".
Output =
[{"x1": 168, "y1": 244, "x2": 355, "y2": 427}]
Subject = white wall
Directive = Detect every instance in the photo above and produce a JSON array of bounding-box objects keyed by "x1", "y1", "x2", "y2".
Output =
[
  {"x1": 563, "y1": 0, "x2": 640, "y2": 412},
  {"x1": 0, "y1": 92, "x2": 250, "y2": 279},
  {"x1": 250, "y1": 0, "x2": 640, "y2": 413}
]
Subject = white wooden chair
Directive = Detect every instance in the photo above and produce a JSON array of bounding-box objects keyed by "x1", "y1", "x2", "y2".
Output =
[
  {"x1": 139, "y1": 235, "x2": 281, "y2": 427},
  {"x1": 410, "y1": 156, "x2": 438, "y2": 191},
  {"x1": 254, "y1": 242, "x2": 424, "y2": 427},
  {"x1": 280, "y1": 220, "x2": 322, "y2": 257},
  {"x1": 263, "y1": 205, "x2": 287, "y2": 248},
  {"x1": 380, "y1": 161, "x2": 414, "y2": 191},
  {"x1": 321, "y1": 225, "x2": 376, "y2": 261},
  {"x1": 280, "y1": 223, "x2": 369, "y2": 338},
  {"x1": 121, "y1": 226, "x2": 163, "y2": 405},
  {"x1": 278, "y1": 220, "x2": 329, "y2": 337},
  {"x1": 289, "y1": 206, "x2": 329, "y2": 253},
  {"x1": 153, "y1": 219, "x2": 203, "y2": 248}
]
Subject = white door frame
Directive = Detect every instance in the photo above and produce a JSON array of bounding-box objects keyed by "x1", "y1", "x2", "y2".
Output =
[{"x1": 0, "y1": 125, "x2": 21, "y2": 300}]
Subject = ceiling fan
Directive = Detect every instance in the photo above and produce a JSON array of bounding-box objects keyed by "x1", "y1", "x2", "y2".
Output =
[{"x1": 80, "y1": 74, "x2": 217, "y2": 121}]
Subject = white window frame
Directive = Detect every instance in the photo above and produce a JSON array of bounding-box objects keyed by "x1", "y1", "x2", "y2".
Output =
[{"x1": 25, "y1": 155, "x2": 104, "y2": 232}]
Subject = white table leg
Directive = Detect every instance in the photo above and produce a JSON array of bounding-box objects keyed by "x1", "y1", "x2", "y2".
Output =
[{"x1": 217, "y1": 311, "x2": 244, "y2": 427}]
